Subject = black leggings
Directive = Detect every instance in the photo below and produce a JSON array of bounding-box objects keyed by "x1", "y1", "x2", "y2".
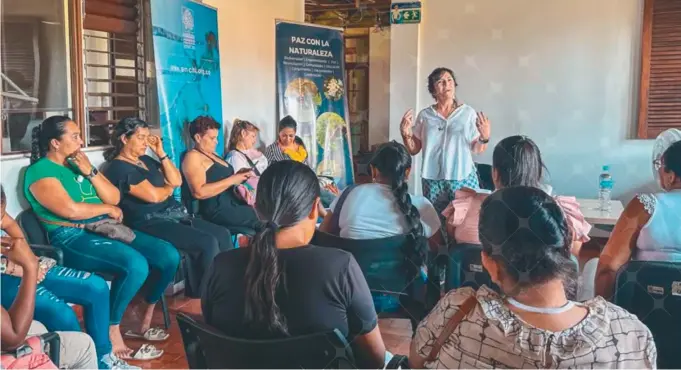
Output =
[{"x1": 134, "y1": 217, "x2": 232, "y2": 298}]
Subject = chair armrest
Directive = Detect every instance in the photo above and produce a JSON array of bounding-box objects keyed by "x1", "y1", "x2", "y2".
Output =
[
  {"x1": 39, "y1": 332, "x2": 60, "y2": 367},
  {"x1": 30, "y1": 244, "x2": 63, "y2": 265},
  {"x1": 386, "y1": 354, "x2": 410, "y2": 369}
]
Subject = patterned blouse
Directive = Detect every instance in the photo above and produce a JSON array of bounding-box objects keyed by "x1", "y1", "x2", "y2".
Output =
[{"x1": 413, "y1": 286, "x2": 657, "y2": 369}]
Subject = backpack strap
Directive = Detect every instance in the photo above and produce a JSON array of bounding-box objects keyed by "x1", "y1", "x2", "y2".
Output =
[
  {"x1": 234, "y1": 150, "x2": 261, "y2": 176},
  {"x1": 328, "y1": 184, "x2": 358, "y2": 236},
  {"x1": 426, "y1": 296, "x2": 478, "y2": 362}
]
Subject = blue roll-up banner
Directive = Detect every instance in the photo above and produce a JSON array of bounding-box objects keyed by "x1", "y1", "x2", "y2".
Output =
[
  {"x1": 275, "y1": 21, "x2": 354, "y2": 188},
  {"x1": 150, "y1": 0, "x2": 223, "y2": 197}
]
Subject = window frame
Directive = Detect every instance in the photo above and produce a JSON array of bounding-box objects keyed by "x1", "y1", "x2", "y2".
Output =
[
  {"x1": 636, "y1": 0, "x2": 681, "y2": 139},
  {"x1": 1, "y1": 0, "x2": 151, "y2": 156},
  {"x1": 0, "y1": 0, "x2": 81, "y2": 156}
]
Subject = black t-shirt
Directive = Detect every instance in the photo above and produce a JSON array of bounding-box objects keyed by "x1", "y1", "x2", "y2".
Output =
[
  {"x1": 103, "y1": 155, "x2": 181, "y2": 224},
  {"x1": 201, "y1": 245, "x2": 378, "y2": 341}
]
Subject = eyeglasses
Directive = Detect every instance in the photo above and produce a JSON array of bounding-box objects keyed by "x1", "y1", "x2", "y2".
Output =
[{"x1": 653, "y1": 158, "x2": 663, "y2": 171}]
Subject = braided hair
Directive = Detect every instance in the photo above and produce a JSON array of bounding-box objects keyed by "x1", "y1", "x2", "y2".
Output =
[{"x1": 369, "y1": 141, "x2": 427, "y2": 266}]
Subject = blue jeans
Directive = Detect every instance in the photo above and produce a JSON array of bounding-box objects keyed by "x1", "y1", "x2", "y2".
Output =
[
  {"x1": 1, "y1": 266, "x2": 112, "y2": 360},
  {"x1": 48, "y1": 227, "x2": 180, "y2": 324}
]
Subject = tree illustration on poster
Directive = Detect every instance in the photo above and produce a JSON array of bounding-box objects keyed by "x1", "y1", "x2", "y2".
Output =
[{"x1": 275, "y1": 21, "x2": 355, "y2": 188}]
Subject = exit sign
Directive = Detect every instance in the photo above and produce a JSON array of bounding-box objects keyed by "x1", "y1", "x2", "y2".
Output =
[{"x1": 390, "y1": 2, "x2": 421, "y2": 24}]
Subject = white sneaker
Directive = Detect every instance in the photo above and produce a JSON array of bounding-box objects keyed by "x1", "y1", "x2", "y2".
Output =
[{"x1": 101, "y1": 353, "x2": 140, "y2": 370}]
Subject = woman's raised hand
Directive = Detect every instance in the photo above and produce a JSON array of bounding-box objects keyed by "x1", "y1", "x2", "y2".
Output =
[
  {"x1": 400, "y1": 109, "x2": 415, "y2": 138},
  {"x1": 476, "y1": 112, "x2": 491, "y2": 140}
]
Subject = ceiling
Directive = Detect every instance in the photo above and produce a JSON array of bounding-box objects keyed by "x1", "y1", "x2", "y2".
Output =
[
  {"x1": 305, "y1": 0, "x2": 393, "y2": 13},
  {"x1": 305, "y1": 0, "x2": 393, "y2": 28}
]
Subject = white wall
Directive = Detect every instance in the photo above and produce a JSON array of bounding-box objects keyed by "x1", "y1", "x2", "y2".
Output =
[
  {"x1": 202, "y1": 0, "x2": 305, "y2": 146},
  {"x1": 392, "y1": 0, "x2": 655, "y2": 202},
  {"x1": 368, "y1": 27, "x2": 391, "y2": 147}
]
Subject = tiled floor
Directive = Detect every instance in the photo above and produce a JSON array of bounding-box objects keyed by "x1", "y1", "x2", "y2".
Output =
[{"x1": 117, "y1": 295, "x2": 413, "y2": 369}]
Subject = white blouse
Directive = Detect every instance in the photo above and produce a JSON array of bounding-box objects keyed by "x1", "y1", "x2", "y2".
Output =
[
  {"x1": 414, "y1": 104, "x2": 479, "y2": 181},
  {"x1": 635, "y1": 190, "x2": 681, "y2": 261}
]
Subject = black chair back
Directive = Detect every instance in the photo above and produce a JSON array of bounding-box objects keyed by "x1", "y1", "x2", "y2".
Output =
[
  {"x1": 311, "y1": 231, "x2": 416, "y2": 296},
  {"x1": 16, "y1": 209, "x2": 49, "y2": 245},
  {"x1": 615, "y1": 260, "x2": 681, "y2": 369},
  {"x1": 176, "y1": 312, "x2": 355, "y2": 369},
  {"x1": 475, "y1": 163, "x2": 494, "y2": 191},
  {"x1": 445, "y1": 243, "x2": 497, "y2": 292}
]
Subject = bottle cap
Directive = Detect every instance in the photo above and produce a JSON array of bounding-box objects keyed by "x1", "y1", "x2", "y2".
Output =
[{"x1": 602, "y1": 165, "x2": 610, "y2": 171}]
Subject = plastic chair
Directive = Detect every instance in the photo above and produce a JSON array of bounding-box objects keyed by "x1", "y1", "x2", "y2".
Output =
[
  {"x1": 16, "y1": 209, "x2": 173, "y2": 329},
  {"x1": 445, "y1": 243, "x2": 498, "y2": 293},
  {"x1": 475, "y1": 163, "x2": 494, "y2": 191},
  {"x1": 614, "y1": 260, "x2": 681, "y2": 369},
  {"x1": 176, "y1": 312, "x2": 357, "y2": 369},
  {"x1": 311, "y1": 231, "x2": 430, "y2": 332}
]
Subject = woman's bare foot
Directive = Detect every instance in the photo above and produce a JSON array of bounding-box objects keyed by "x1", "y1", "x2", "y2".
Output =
[
  {"x1": 110, "y1": 324, "x2": 133, "y2": 358},
  {"x1": 138, "y1": 303, "x2": 156, "y2": 334}
]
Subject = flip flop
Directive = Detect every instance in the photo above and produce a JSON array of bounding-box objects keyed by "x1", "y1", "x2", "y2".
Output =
[
  {"x1": 119, "y1": 344, "x2": 164, "y2": 361},
  {"x1": 124, "y1": 327, "x2": 169, "y2": 341}
]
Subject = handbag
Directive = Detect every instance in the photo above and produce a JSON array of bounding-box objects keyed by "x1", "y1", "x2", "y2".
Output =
[
  {"x1": 41, "y1": 217, "x2": 136, "y2": 244},
  {"x1": 0, "y1": 336, "x2": 58, "y2": 370},
  {"x1": 144, "y1": 203, "x2": 191, "y2": 223},
  {"x1": 425, "y1": 296, "x2": 478, "y2": 363}
]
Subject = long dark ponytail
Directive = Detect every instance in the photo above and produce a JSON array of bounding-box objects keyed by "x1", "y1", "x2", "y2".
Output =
[
  {"x1": 30, "y1": 116, "x2": 71, "y2": 164},
  {"x1": 244, "y1": 160, "x2": 321, "y2": 336},
  {"x1": 103, "y1": 117, "x2": 149, "y2": 161},
  {"x1": 369, "y1": 141, "x2": 427, "y2": 266}
]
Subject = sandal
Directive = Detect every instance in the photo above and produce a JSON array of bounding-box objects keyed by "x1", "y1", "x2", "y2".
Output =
[
  {"x1": 124, "y1": 327, "x2": 169, "y2": 342},
  {"x1": 119, "y1": 344, "x2": 163, "y2": 361}
]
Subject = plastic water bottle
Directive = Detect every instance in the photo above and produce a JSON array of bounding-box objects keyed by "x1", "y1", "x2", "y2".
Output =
[{"x1": 598, "y1": 165, "x2": 613, "y2": 211}]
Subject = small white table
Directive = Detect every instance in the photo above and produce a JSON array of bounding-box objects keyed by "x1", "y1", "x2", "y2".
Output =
[{"x1": 576, "y1": 198, "x2": 625, "y2": 226}]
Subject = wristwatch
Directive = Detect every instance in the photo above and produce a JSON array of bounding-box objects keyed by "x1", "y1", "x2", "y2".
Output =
[
  {"x1": 479, "y1": 137, "x2": 490, "y2": 144},
  {"x1": 85, "y1": 167, "x2": 99, "y2": 179}
]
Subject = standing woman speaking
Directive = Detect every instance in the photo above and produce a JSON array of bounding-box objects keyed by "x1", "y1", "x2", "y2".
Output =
[{"x1": 400, "y1": 67, "x2": 491, "y2": 217}]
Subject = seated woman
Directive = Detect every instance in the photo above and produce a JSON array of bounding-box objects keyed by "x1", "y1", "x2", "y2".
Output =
[
  {"x1": 1, "y1": 229, "x2": 98, "y2": 370},
  {"x1": 409, "y1": 186, "x2": 657, "y2": 369},
  {"x1": 181, "y1": 116, "x2": 260, "y2": 233},
  {"x1": 25, "y1": 116, "x2": 177, "y2": 360},
  {"x1": 319, "y1": 141, "x2": 441, "y2": 244},
  {"x1": 264, "y1": 115, "x2": 309, "y2": 165},
  {"x1": 596, "y1": 139, "x2": 681, "y2": 299},
  {"x1": 444, "y1": 135, "x2": 591, "y2": 255},
  {"x1": 103, "y1": 117, "x2": 232, "y2": 298},
  {"x1": 202, "y1": 161, "x2": 387, "y2": 369},
  {"x1": 1, "y1": 186, "x2": 137, "y2": 369},
  {"x1": 224, "y1": 119, "x2": 269, "y2": 205},
  {"x1": 264, "y1": 116, "x2": 338, "y2": 208}
]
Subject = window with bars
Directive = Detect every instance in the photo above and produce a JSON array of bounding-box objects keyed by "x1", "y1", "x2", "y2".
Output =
[
  {"x1": 83, "y1": 0, "x2": 147, "y2": 146},
  {"x1": 0, "y1": 0, "x2": 74, "y2": 154},
  {"x1": 637, "y1": 0, "x2": 681, "y2": 139}
]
